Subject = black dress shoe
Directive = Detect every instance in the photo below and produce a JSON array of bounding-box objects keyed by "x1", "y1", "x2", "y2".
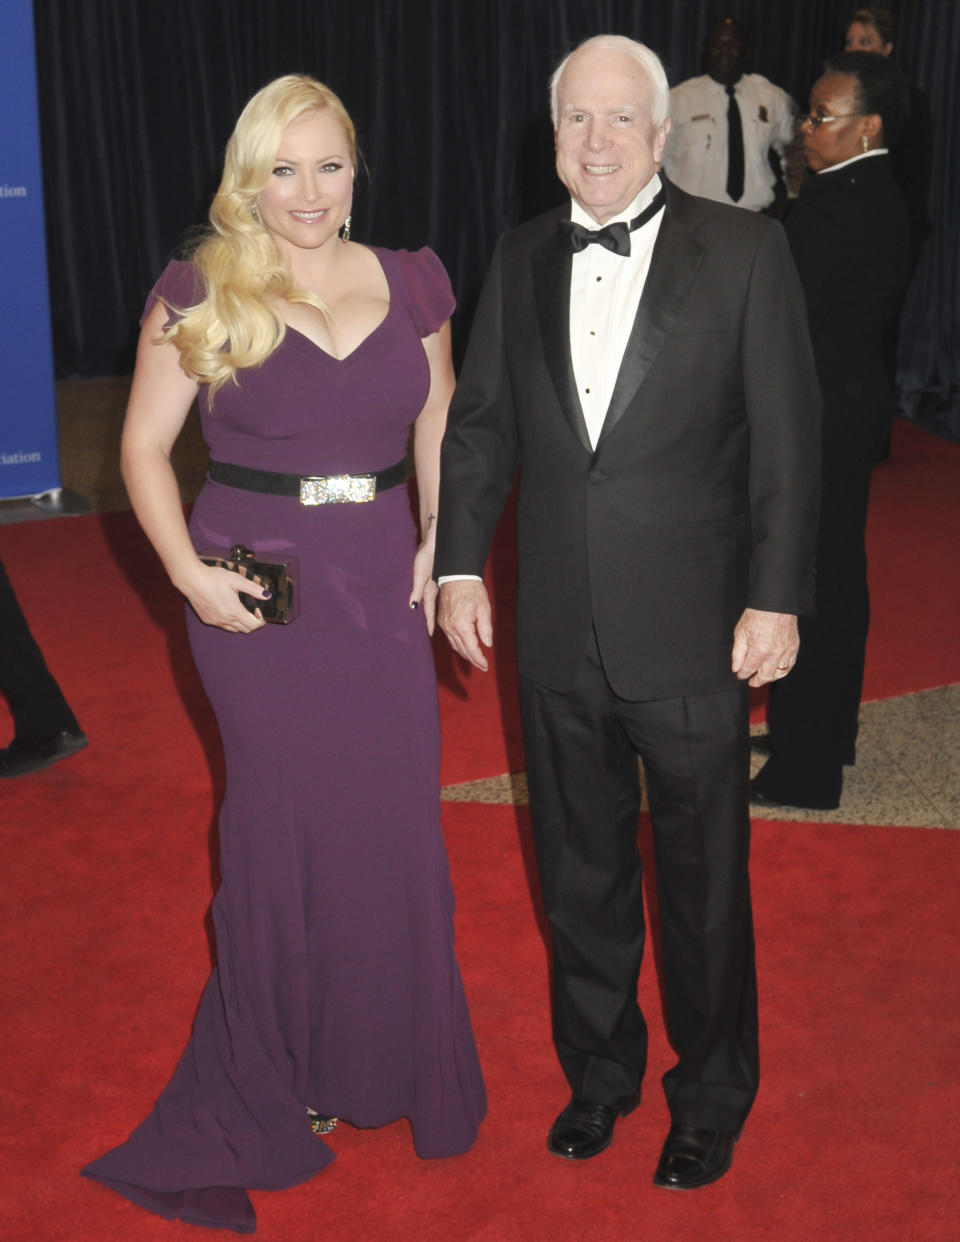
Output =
[
  {"x1": 0, "y1": 730, "x2": 88, "y2": 778},
  {"x1": 653, "y1": 1123, "x2": 738, "y2": 1189},
  {"x1": 547, "y1": 1093, "x2": 639, "y2": 1160},
  {"x1": 750, "y1": 780, "x2": 839, "y2": 812}
]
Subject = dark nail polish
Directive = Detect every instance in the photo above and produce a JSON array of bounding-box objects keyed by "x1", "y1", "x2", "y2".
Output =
[
  {"x1": 261, "y1": 589, "x2": 272, "y2": 599},
  {"x1": 410, "y1": 600, "x2": 418, "y2": 610}
]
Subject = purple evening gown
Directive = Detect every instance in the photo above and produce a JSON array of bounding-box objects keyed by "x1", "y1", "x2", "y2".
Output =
[{"x1": 82, "y1": 248, "x2": 486, "y2": 1233}]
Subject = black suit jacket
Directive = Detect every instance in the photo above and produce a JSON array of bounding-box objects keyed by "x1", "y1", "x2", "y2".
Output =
[
  {"x1": 785, "y1": 154, "x2": 910, "y2": 468},
  {"x1": 437, "y1": 178, "x2": 821, "y2": 699}
]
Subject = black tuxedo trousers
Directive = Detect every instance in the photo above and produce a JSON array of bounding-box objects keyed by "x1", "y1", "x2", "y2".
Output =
[{"x1": 520, "y1": 629, "x2": 757, "y2": 1132}]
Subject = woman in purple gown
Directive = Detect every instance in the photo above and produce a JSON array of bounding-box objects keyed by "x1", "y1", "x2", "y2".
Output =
[{"x1": 82, "y1": 75, "x2": 485, "y2": 1233}]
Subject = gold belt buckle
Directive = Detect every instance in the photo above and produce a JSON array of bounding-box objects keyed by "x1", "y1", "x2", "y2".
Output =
[{"x1": 299, "y1": 474, "x2": 376, "y2": 505}]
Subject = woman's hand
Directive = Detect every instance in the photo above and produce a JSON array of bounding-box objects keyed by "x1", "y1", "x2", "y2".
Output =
[
  {"x1": 409, "y1": 542, "x2": 438, "y2": 635},
  {"x1": 177, "y1": 560, "x2": 270, "y2": 633}
]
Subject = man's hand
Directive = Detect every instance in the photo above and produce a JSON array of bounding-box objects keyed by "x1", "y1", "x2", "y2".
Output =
[
  {"x1": 731, "y1": 608, "x2": 799, "y2": 687},
  {"x1": 438, "y1": 580, "x2": 494, "y2": 672}
]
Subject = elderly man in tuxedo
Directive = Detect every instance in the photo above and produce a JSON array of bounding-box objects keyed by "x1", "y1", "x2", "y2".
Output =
[{"x1": 436, "y1": 34, "x2": 819, "y2": 1190}]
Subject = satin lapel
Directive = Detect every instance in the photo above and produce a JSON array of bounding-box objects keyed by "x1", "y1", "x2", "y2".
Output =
[
  {"x1": 596, "y1": 202, "x2": 706, "y2": 449},
  {"x1": 531, "y1": 231, "x2": 592, "y2": 453}
]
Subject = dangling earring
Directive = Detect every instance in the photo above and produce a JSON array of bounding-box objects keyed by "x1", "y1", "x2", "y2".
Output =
[
  {"x1": 340, "y1": 215, "x2": 352, "y2": 243},
  {"x1": 251, "y1": 202, "x2": 261, "y2": 224},
  {"x1": 861, "y1": 134, "x2": 870, "y2": 153}
]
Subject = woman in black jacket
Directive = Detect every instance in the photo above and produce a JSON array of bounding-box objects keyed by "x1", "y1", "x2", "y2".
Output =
[{"x1": 752, "y1": 51, "x2": 911, "y2": 810}]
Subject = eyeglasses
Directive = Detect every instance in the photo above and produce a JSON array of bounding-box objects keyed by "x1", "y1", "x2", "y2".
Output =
[{"x1": 798, "y1": 113, "x2": 862, "y2": 130}]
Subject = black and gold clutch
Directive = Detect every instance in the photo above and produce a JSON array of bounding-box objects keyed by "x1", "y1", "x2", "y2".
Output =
[{"x1": 198, "y1": 544, "x2": 299, "y2": 624}]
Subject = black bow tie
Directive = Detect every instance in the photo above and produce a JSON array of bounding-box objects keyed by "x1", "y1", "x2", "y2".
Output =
[{"x1": 558, "y1": 185, "x2": 666, "y2": 256}]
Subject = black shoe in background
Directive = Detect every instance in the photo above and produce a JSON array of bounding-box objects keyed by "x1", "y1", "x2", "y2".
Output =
[{"x1": 0, "y1": 730, "x2": 88, "y2": 778}]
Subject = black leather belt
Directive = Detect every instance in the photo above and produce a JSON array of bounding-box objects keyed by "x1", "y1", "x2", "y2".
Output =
[{"x1": 208, "y1": 458, "x2": 407, "y2": 505}]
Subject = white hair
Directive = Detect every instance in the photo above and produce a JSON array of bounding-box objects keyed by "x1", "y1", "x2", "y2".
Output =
[{"x1": 549, "y1": 34, "x2": 670, "y2": 129}]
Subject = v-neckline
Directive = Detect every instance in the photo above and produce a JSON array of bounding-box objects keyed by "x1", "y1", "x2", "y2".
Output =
[
  {"x1": 282, "y1": 246, "x2": 391, "y2": 363},
  {"x1": 285, "y1": 312, "x2": 389, "y2": 363}
]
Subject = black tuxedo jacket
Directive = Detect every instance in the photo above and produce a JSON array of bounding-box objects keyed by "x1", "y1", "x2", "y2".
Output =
[{"x1": 437, "y1": 178, "x2": 821, "y2": 699}]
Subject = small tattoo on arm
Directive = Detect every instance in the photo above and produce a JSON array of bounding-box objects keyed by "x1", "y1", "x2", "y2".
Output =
[{"x1": 425, "y1": 513, "x2": 436, "y2": 531}]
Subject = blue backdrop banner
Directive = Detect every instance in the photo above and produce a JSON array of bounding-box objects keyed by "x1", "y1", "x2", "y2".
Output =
[{"x1": 0, "y1": 0, "x2": 61, "y2": 499}]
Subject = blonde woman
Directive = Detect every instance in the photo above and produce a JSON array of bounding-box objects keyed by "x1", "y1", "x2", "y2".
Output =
[{"x1": 82, "y1": 75, "x2": 485, "y2": 1231}]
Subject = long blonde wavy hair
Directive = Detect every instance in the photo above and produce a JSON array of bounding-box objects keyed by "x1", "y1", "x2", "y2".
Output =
[{"x1": 161, "y1": 75, "x2": 356, "y2": 394}]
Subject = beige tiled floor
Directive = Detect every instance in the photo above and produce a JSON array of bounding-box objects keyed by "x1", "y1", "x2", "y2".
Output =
[{"x1": 34, "y1": 379, "x2": 959, "y2": 830}]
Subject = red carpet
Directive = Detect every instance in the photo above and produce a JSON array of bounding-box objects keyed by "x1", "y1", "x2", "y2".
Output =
[
  {"x1": 1, "y1": 418, "x2": 958, "y2": 1240},
  {"x1": 2, "y1": 807, "x2": 958, "y2": 1241}
]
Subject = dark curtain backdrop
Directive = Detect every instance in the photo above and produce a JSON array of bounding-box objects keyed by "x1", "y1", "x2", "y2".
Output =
[{"x1": 33, "y1": 0, "x2": 958, "y2": 431}]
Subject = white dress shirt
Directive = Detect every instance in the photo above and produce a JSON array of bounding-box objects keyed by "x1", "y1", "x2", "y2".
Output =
[
  {"x1": 663, "y1": 73, "x2": 795, "y2": 212},
  {"x1": 438, "y1": 174, "x2": 665, "y2": 585},
  {"x1": 569, "y1": 174, "x2": 665, "y2": 448}
]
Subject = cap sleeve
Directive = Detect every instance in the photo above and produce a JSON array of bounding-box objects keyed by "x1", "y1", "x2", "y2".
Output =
[
  {"x1": 395, "y1": 247, "x2": 455, "y2": 337},
  {"x1": 140, "y1": 259, "x2": 204, "y2": 327}
]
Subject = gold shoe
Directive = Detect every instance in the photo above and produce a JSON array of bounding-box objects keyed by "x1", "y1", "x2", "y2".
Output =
[{"x1": 307, "y1": 1109, "x2": 339, "y2": 1135}]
